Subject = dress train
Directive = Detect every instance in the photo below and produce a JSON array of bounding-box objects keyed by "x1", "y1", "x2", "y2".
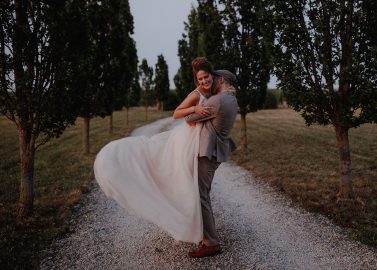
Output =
[{"x1": 94, "y1": 121, "x2": 203, "y2": 243}]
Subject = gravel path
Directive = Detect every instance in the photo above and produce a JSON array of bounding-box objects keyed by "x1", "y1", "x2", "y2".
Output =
[{"x1": 40, "y1": 117, "x2": 377, "y2": 270}]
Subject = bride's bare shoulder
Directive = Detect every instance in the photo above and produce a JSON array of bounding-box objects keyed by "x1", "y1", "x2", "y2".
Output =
[{"x1": 188, "y1": 89, "x2": 201, "y2": 98}]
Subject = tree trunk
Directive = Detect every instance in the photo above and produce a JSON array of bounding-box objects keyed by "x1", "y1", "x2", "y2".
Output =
[
  {"x1": 82, "y1": 117, "x2": 90, "y2": 155},
  {"x1": 144, "y1": 106, "x2": 148, "y2": 121},
  {"x1": 239, "y1": 113, "x2": 248, "y2": 150},
  {"x1": 1, "y1": 31, "x2": 7, "y2": 94},
  {"x1": 125, "y1": 107, "x2": 129, "y2": 126},
  {"x1": 334, "y1": 124, "x2": 353, "y2": 200},
  {"x1": 156, "y1": 101, "x2": 161, "y2": 111},
  {"x1": 17, "y1": 127, "x2": 36, "y2": 220},
  {"x1": 108, "y1": 113, "x2": 113, "y2": 134}
]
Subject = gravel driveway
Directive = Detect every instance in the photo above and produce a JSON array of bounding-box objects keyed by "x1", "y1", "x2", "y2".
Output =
[{"x1": 40, "y1": 117, "x2": 377, "y2": 270}]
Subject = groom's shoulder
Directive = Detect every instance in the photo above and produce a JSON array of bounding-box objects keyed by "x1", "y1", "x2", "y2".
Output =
[
  {"x1": 206, "y1": 93, "x2": 221, "y2": 104},
  {"x1": 207, "y1": 92, "x2": 236, "y2": 105},
  {"x1": 208, "y1": 92, "x2": 229, "y2": 101},
  {"x1": 219, "y1": 91, "x2": 237, "y2": 103}
]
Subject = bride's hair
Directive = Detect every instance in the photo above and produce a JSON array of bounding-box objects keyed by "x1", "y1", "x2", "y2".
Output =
[{"x1": 191, "y1": 57, "x2": 215, "y2": 86}]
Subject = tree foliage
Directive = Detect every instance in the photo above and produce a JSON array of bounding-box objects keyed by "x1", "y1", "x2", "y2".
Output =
[
  {"x1": 139, "y1": 58, "x2": 155, "y2": 119},
  {"x1": 127, "y1": 72, "x2": 141, "y2": 107},
  {"x1": 263, "y1": 90, "x2": 279, "y2": 109},
  {"x1": 139, "y1": 59, "x2": 154, "y2": 97},
  {"x1": 363, "y1": 1, "x2": 377, "y2": 47},
  {"x1": 0, "y1": 0, "x2": 83, "y2": 141},
  {"x1": 154, "y1": 54, "x2": 169, "y2": 109},
  {"x1": 163, "y1": 90, "x2": 181, "y2": 111},
  {"x1": 196, "y1": 0, "x2": 224, "y2": 67},
  {"x1": 108, "y1": 0, "x2": 138, "y2": 112},
  {"x1": 175, "y1": 8, "x2": 200, "y2": 101}
]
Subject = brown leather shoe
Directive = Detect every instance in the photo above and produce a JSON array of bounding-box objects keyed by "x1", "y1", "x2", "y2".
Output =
[{"x1": 188, "y1": 244, "x2": 222, "y2": 258}]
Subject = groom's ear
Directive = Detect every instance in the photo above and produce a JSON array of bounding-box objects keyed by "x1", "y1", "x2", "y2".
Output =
[{"x1": 219, "y1": 76, "x2": 225, "y2": 84}]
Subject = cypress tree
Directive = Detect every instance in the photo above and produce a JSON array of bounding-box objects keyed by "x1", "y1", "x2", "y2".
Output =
[
  {"x1": 175, "y1": 1, "x2": 224, "y2": 100},
  {"x1": 196, "y1": 0, "x2": 224, "y2": 67},
  {"x1": 221, "y1": 0, "x2": 273, "y2": 149},
  {"x1": 154, "y1": 54, "x2": 170, "y2": 110},
  {"x1": 175, "y1": 8, "x2": 199, "y2": 101},
  {"x1": 139, "y1": 58, "x2": 155, "y2": 120}
]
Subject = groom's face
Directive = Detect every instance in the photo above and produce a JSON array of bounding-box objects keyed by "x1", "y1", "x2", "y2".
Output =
[{"x1": 211, "y1": 76, "x2": 222, "y2": 95}]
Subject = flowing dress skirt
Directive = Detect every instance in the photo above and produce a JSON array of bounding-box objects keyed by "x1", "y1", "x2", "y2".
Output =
[{"x1": 93, "y1": 122, "x2": 203, "y2": 243}]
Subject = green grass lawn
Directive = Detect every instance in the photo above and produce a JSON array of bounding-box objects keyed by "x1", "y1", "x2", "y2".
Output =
[
  {"x1": 231, "y1": 108, "x2": 377, "y2": 248},
  {"x1": 0, "y1": 107, "x2": 170, "y2": 270}
]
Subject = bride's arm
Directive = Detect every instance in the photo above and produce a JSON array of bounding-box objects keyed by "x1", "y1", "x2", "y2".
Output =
[{"x1": 173, "y1": 90, "x2": 211, "y2": 119}]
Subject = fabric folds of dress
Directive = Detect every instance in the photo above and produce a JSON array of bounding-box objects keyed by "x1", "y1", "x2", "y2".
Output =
[{"x1": 93, "y1": 122, "x2": 203, "y2": 243}]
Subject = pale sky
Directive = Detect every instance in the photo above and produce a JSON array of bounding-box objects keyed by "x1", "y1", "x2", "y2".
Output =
[
  {"x1": 129, "y1": 0, "x2": 276, "y2": 88},
  {"x1": 129, "y1": 0, "x2": 197, "y2": 87}
]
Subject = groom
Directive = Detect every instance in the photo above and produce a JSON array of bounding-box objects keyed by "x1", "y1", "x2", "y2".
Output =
[{"x1": 185, "y1": 70, "x2": 238, "y2": 258}]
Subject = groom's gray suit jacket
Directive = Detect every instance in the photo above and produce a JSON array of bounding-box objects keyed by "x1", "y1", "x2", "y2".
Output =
[{"x1": 185, "y1": 91, "x2": 238, "y2": 162}]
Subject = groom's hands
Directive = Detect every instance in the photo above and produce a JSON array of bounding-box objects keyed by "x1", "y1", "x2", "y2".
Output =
[
  {"x1": 194, "y1": 105, "x2": 213, "y2": 117},
  {"x1": 187, "y1": 105, "x2": 213, "y2": 126},
  {"x1": 185, "y1": 97, "x2": 219, "y2": 123}
]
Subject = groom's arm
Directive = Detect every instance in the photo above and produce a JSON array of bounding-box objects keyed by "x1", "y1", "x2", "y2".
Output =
[{"x1": 185, "y1": 97, "x2": 220, "y2": 123}]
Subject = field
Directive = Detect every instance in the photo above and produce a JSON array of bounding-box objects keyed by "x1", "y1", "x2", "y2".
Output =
[
  {"x1": 1, "y1": 107, "x2": 376, "y2": 269},
  {"x1": 0, "y1": 107, "x2": 170, "y2": 269},
  {"x1": 231, "y1": 108, "x2": 377, "y2": 248}
]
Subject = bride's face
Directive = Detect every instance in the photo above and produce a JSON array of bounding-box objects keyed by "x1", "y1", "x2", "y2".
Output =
[{"x1": 196, "y1": 70, "x2": 213, "y2": 92}]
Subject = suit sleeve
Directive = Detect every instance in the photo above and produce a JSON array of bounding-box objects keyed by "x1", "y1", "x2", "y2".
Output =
[{"x1": 185, "y1": 97, "x2": 220, "y2": 123}]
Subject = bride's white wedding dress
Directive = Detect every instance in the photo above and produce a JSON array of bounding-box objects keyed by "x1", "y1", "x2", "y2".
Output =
[{"x1": 93, "y1": 92, "x2": 206, "y2": 243}]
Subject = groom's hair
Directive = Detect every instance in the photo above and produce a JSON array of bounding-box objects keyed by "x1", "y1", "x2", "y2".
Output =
[{"x1": 191, "y1": 57, "x2": 215, "y2": 86}]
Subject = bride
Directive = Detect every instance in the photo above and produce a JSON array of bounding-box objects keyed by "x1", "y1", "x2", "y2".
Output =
[{"x1": 93, "y1": 58, "x2": 218, "y2": 243}]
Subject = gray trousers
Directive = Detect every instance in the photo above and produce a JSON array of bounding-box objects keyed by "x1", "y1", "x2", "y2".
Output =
[{"x1": 198, "y1": 156, "x2": 221, "y2": 245}]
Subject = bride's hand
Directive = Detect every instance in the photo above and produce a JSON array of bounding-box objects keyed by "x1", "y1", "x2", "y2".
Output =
[{"x1": 194, "y1": 105, "x2": 212, "y2": 117}]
